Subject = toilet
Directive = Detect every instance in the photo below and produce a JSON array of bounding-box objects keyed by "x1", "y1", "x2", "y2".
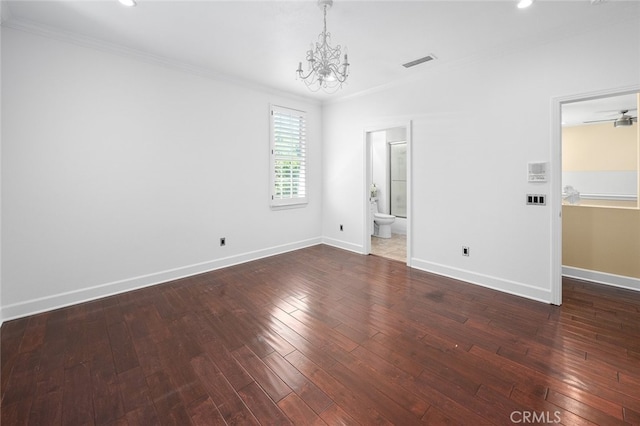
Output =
[{"x1": 370, "y1": 199, "x2": 396, "y2": 239}]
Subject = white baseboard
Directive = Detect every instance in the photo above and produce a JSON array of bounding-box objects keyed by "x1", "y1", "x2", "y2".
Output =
[
  {"x1": 562, "y1": 266, "x2": 640, "y2": 292},
  {"x1": 0, "y1": 238, "x2": 322, "y2": 324},
  {"x1": 322, "y1": 237, "x2": 365, "y2": 255},
  {"x1": 411, "y1": 258, "x2": 553, "y2": 304}
]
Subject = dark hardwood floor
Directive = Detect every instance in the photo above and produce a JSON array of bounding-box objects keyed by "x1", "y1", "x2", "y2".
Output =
[{"x1": 2, "y1": 244, "x2": 640, "y2": 425}]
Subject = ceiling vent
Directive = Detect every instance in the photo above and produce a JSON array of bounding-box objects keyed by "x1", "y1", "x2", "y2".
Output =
[{"x1": 402, "y1": 54, "x2": 436, "y2": 68}]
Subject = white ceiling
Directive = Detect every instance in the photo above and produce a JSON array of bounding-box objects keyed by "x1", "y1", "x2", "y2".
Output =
[
  {"x1": 3, "y1": 0, "x2": 640, "y2": 108},
  {"x1": 562, "y1": 93, "x2": 638, "y2": 127}
]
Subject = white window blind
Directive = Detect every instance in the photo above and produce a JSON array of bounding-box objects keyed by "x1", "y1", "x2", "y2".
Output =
[{"x1": 270, "y1": 106, "x2": 307, "y2": 207}]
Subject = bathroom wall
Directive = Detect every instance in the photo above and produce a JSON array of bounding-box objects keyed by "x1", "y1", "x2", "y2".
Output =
[
  {"x1": 371, "y1": 130, "x2": 388, "y2": 213},
  {"x1": 387, "y1": 127, "x2": 408, "y2": 234},
  {"x1": 386, "y1": 127, "x2": 406, "y2": 143}
]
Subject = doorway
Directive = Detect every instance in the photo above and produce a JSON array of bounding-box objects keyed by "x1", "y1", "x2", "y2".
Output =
[
  {"x1": 364, "y1": 122, "x2": 412, "y2": 265},
  {"x1": 551, "y1": 85, "x2": 640, "y2": 305}
]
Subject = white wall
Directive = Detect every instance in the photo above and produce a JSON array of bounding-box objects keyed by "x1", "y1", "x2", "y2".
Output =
[
  {"x1": 1, "y1": 27, "x2": 323, "y2": 321},
  {"x1": 322, "y1": 18, "x2": 640, "y2": 303},
  {"x1": 2, "y1": 9, "x2": 639, "y2": 323},
  {"x1": 563, "y1": 171, "x2": 637, "y2": 199},
  {"x1": 0, "y1": 5, "x2": 3, "y2": 324}
]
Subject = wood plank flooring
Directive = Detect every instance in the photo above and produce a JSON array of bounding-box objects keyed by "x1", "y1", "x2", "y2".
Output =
[{"x1": 2, "y1": 244, "x2": 640, "y2": 425}]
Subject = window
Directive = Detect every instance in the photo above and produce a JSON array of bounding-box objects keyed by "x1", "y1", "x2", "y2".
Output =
[{"x1": 270, "y1": 105, "x2": 307, "y2": 207}]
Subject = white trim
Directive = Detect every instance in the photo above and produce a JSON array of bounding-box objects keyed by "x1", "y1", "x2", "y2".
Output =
[
  {"x1": 550, "y1": 84, "x2": 640, "y2": 306},
  {"x1": 563, "y1": 266, "x2": 640, "y2": 292},
  {"x1": 406, "y1": 121, "x2": 413, "y2": 267},
  {"x1": 412, "y1": 258, "x2": 553, "y2": 304},
  {"x1": 0, "y1": 238, "x2": 322, "y2": 323},
  {"x1": 550, "y1": 96, "x2": 563, "y2": 305},
  {"x1": 0, "y1": 5, "x2": 3, "y2": 326},
  {"x1": 322, "y1": 237, "x2": 364, "y2": 255},
  {"x1": 363, "y1": 129, "x2": 373, "y2": 257},
  {"x1": 575, "y1": 193, "x2": 637, "y2": 201}
]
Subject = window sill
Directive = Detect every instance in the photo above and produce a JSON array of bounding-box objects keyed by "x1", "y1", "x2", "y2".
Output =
[{"x1": 270, "y1": 201, "x2": 308, "y2": 211}]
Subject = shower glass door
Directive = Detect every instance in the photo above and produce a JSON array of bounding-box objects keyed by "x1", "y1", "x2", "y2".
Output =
[{"x1": 389, "y1": 142, "x2": 407, "y2": 218}]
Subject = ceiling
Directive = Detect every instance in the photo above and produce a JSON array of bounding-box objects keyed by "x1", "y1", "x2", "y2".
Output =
[
  {"x1": 2, "y1": 0, "x2": 639, "y2": 108},
  {"x1": 562, "y1": 93, "x2": 638, "y2": 127}
]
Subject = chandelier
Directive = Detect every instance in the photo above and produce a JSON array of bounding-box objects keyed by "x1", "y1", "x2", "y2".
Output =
[{"x1": 296, "y1": 0, "x2": 350, "y2": 93}]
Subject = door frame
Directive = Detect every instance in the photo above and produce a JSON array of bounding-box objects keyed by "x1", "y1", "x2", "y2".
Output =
[
  {"x1": 550, "y1": 84, "x2": 640, "y2": 305},
  {"x1": 363, "y1": 121, "x2": 413, "y2": 266}
]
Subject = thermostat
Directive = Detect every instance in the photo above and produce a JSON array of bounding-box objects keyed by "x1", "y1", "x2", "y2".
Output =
[{"x1": 528, "y1": 162, "x2": 547, "y2": 183}]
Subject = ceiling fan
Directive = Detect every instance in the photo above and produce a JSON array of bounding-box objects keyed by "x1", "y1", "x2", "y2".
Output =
[{"x1": 584, "y1": 109, "x2": 638, "y2": 127}]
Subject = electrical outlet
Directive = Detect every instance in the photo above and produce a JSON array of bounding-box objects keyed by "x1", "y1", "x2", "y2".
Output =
[
  {"x1": 462, "y1": 246, "x2": 470, "y2": 256},
  {"x1": 220, "y1": 237, "x2": 226, "y2": 247},
  {"x1": 340, "y1": 224, "x2": 344, "y2": 231}
]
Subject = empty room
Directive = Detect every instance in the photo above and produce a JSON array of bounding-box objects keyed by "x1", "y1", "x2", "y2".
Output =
[{"x1": 1, "y1": 0, "x2": 639, "y2": 424}]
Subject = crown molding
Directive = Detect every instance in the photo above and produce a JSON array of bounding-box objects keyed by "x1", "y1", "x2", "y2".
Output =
[{"x1": 2, "y1": 15, "x2": 321, "y2": 106}]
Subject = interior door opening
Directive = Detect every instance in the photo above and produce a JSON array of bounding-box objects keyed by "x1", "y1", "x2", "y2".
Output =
[
  {"x1": 364, "y1": 122, "x2": 412, "y2": 265},
  {"x1": 552, "y1": 86, "x2": 640, "y2": 305}
]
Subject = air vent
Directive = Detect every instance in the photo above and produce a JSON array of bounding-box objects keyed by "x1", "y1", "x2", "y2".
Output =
[{"x1": 402, "y1": 54, "x2": 436, "y2": 68}]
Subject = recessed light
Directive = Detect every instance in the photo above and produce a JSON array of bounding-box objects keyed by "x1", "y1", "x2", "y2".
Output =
[
  {"x1": 119, "y1": 0, "x2": 136, "y2": 7},
  {"x1": 517, "y1": 0, "x2": 533, "y2": 8}
]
